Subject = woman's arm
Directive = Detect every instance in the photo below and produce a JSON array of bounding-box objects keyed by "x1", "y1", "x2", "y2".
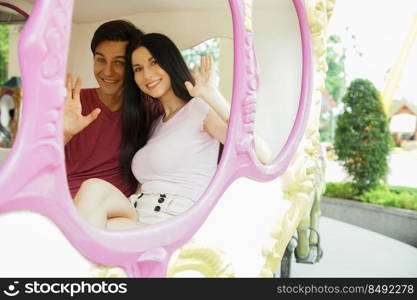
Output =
[
  {"x1": 185, "y1": 56, "x2": 229, "y2": 122},
  {"x1": 203, "y1": 109, "x2": 228, "y2": 145},
  {"x1": 186, "y1": 56, "x2": 272, "y2": 165},
  {"x1": 253, "y1": 134, "x2": 272, "y2": 165}
]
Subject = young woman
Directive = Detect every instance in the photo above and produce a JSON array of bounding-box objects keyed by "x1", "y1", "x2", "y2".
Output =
[{"x1": 74, "y1": 33, "x2": 271, "y2": 230}]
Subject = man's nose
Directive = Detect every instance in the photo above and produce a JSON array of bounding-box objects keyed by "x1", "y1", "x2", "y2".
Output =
[{"x1": 103, "y1": 63, "x2": 114, "y2": 76}]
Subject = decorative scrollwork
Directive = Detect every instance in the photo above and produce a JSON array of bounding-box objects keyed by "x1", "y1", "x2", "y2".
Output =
[
  {"x1": 243, "y1": 0, "x2": 254, "y2": 32},
  {"x1": 13, "y1": 0, "x2": 72, "y2": 201},
  {"x1": 167, "y1": 241, "x2": 235, "y2": 278},
  {"x1": 92, "y1": 240, "x2": 235, "y2": 278},
  {"x1": 236, "y1": 2, "x2": 257, "y2": 155},
  {"x1": 259, "y1": 0, "x2": 335, "y2": 277}
]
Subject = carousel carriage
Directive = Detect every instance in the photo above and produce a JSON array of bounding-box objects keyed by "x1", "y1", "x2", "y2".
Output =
[{"x1": 0, "y1": 0, "x2": 334, "y2": 277}]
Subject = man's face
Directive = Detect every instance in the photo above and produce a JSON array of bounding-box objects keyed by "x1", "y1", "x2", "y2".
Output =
[{"x1": 93, "y1": 40, "x2": 128, "y2": 98}]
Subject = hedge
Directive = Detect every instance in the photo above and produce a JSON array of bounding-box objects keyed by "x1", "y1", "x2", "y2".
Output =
[{"x1": 324, "y1": 182, "x2": 417, "y2": 211}]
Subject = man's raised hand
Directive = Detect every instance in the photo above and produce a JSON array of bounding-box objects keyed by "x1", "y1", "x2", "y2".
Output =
[{"x1": 63, "y1": 73, "x2": 101, "y2": 144}]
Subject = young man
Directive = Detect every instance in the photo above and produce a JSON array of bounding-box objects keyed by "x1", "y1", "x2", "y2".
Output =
[{"x1": 64, "y1": 20, "x2": 162, "y2": 198}]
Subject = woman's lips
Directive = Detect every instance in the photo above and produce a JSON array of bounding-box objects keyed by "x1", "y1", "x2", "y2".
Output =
[{"x1": 146, "y1": 79, "x2": 161, "y2": 90}]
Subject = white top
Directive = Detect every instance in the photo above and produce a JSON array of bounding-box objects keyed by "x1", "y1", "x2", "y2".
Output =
[{"x1": 131, "y1": 97, "x2": 219, "y2": 201}]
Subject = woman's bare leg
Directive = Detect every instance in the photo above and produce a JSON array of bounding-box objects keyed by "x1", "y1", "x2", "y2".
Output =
[{"x1": 74, "y1": 178, "x2": 139, "y2": 229}]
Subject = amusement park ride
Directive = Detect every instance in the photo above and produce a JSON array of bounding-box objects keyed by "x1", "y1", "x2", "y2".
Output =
[
  {"x1": 382, "y1": 13, "x2": 417, "y2": 114},
  {"x1": 382, "y1": 13, "x2": 417, "y2": 143},
  {"x1": 0, "y1": 0, "x2": 337, "y2": 277}
]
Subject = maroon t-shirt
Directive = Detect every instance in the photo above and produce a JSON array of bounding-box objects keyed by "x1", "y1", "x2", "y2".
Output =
[{"x1": 65, "y1": 88, "x2": 162, "y2": 198}]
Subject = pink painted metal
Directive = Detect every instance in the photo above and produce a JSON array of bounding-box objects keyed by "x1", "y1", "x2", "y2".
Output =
[{"x1": 0, "y1": 0, "x2": 312, "y2": 277}]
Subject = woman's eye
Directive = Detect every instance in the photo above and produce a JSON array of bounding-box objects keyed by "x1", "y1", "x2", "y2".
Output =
[
  {"x1": 134, "y1": 67, "x2": 142, "y2": 72},
  {"x1": 151, "y1": 60, "x2": 157, "y2": 66}
]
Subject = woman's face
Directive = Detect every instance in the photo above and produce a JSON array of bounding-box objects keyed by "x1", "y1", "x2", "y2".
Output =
[{"x1": 131, "y1": 46, "x2": 173, "y2": 100}]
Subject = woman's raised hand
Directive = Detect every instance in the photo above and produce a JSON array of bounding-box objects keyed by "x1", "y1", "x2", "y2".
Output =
[
  {"x1": 184, "y1": 56, "x2": 217, "y2": 101},
  {"x1": 63, "y1": 73, "x2": 101, "y2": 144}
]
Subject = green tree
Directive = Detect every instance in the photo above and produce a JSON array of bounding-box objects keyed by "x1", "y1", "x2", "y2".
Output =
[
  {"x1": 322, "y1": 30, "x2": 363, "y2": 143},
  {"x1": 321, "y1": 35, "x2": 346, "y2": 142},
  {"x1": 0, "y1": 25, "x2": 9, "y2": 83},
  {"x1": 325, "y1": 35, "x2": 346, "y2": 103},
  {"x1": 334, "y1": 79, "x2": 393, "y2": 193},
  {"x1": 181, "y1": 38, "x2": 220, "y2": 69}
]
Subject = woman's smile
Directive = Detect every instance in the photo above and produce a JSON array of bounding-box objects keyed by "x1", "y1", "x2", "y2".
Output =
[{"x1": 146, "y1": 79, "x2": 161, "y2": 90}]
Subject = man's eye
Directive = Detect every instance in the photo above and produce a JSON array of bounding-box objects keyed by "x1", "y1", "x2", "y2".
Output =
[
  {"x1": 96, "y1": 58, "x2": 106, "y2": 65},
  {"x1": 115, "y1": 61, "x2": 125, "y2": 66}
]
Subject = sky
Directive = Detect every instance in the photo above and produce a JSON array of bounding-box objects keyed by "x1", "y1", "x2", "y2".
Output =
[{"x1": 327, "y1": 0, "x2": 417, "y2": 105}]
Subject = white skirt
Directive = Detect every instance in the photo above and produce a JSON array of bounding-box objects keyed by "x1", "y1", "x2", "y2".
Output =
[{"x1": 128, "y1": 193, "x2": 194, "y2": 225}]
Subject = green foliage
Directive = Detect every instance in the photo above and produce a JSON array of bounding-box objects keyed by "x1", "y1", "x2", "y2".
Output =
[
  {"x1": 388, "y1": 185, "x2": 417, "y2": 195},
  {"x1": 0, "y1": 25, "x2": 9, "y2": 83},
  {"x1": 325, "y1": 182, "x2": 417, "y2": 211},
  {"x1": 358, "y1": 187, "x2": 417, "y2": 210},
  {"x1": 181, "y1": 38, "x2": 220, "y2": 69},
  {"x1": 324, "y1": 182, "x2": 359, "y2": 199},
  {"x1": 334, "y1": 78, "x2": 393, "y2": 192},
  {"x1": 320, "y1": 35, "x2": 346, "y2": 142},
  {"x1": 325, "y1": 35, "x2": 345, "y2": 103}
]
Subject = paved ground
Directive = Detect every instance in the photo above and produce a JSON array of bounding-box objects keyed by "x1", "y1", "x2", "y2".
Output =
[
  {"x1": 297, "y1": 149, "x2": 417, "y2": 278},
  {"x1": 325, "y1": 149, "x2": 417, "y2": 188},
  {"x1": 291, "y1": 217, "x2": 417, "y2": 277},
  {"x1": 387, "y1": 150, "x2": 417, "y2": 188}
]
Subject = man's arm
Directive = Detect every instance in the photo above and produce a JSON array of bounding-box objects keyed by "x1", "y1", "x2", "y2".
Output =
[{"x1": 64, "y1": 74, "x2": 101, "y2": 145}]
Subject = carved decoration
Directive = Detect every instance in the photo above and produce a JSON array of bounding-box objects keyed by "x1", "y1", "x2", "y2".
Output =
[{"x1": 259, "y1": 0, "x2": 336, "y2": 277}]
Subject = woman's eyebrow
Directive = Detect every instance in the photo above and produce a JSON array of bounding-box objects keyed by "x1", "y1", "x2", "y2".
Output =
[{"x1": 132, "y1": 56, "x2": 155, "y2": 67}]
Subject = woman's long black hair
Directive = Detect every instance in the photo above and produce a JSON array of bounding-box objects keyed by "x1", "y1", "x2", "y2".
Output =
[{"x1": 120, "y1": 33, "x2": 195, "y2": 190}]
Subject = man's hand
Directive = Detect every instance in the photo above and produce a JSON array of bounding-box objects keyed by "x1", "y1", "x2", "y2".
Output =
[
  {"x1": 64, "y1": 73, "x2": 101, "y2": 144},
  {"x1": 184, "y1": 56, "x2": 217, "y2": 101}
]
